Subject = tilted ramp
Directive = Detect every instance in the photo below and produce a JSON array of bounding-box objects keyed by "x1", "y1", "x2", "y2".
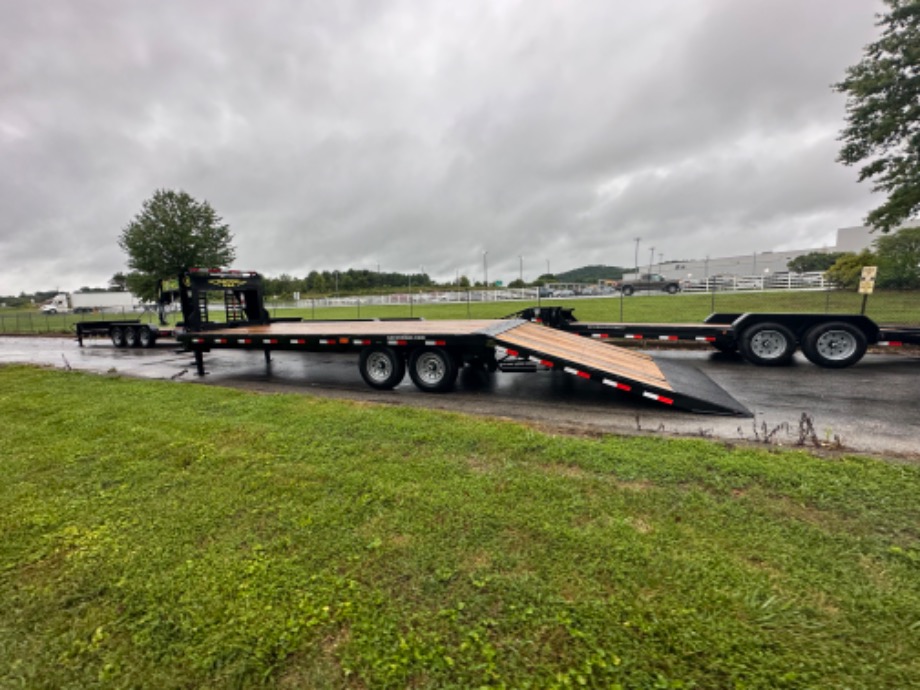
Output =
[{"x1": 490, "y1": 321, "x2": 751, "y2": 416}]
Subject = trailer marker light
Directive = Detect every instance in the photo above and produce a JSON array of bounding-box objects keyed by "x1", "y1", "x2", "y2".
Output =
[
  {"x1": 529, "y1": 356, "x2": 554, "y2": 368},
  {"x1": 658, "y1": 335, "x2": 678, "y2": 341},
  {"x1": 339, "y1": 337, "x2": 349, "y2": 344},
  {"x1": 625, "y1": 334, "x2": 643, "y2": 339},
  {"x1": 425, "y1": 339, "x2": 446, "y2": 346},
  {"x1": 695, "y1": 336, "x2": 716, "y2": 342},
  {"x1": 879, "y1": 341, "x2": 903, "y2": 347},
  {"x1": 642, "y1": 391, "x2": 675, "y2": 406},
  {"x1": 602, "y1": 378, "x2": 632, "y2": 391}
]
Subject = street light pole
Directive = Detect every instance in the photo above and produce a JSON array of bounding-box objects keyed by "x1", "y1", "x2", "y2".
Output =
[
  {"x1": 519, "y1": 255, "x2": 523, "y2": 284},
  {"x1": 648, "y1": 247, "x2": 655, "y2": 278},
  {"x1": 634, "y1": 238, "x2": 641, "y2": 275},
  {"x1": 483, "y1": 251, "x2": 488, "y2": 287}
]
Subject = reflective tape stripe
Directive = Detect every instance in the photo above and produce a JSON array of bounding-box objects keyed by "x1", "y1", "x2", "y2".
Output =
[
  {"x1": 625, "y1": 334, "x2": 643, "y2": 339},
  {"x1": 506, "y1": 348, "x2": 520, "y2": 357},
  {"x1": 387, "y1": 339, "x2": 408, "y2": 346},
  {"x1": 529, "y1": 356, "x2": 554, "y2": 368},
  {"x1": 658, "y1": 335, "x2": 678, "y2": 341},
  {"x1": 264, "y1": 339, "x2": 278, "y2": 345},
  {"x1": 878, "y1": 341, "x2": 903, "y2": 347},
  {"x1": 353, "y1": 339, "x2": 371, "y2": 345},
  {"x1": 564, "y1": 366, "x2": 591, "y2": 380},
  {"x1": 602, "y1": 378, "x2": 632, "y2": 391},
  {"x1": 591, "y1": 333, "x2": 610, "y2": 339},
  {"x1": 425, "y1": 339, "x2": 447, "y2": 346},
  {"x1": 214, "y1": 338, "x2": 227, "y2": 344},
  {"x1": 695, "y1": 336, "x2": 716, "y2": 342},
  {"x1": 642, "y1": 391, "x2": 675, "y2": 405},
  {"x1": 237, "y1": 338, "x2": 251, "y2": 344},
  {"x1": 290, "y1": 339, "x2": 305, "y2": 345}
]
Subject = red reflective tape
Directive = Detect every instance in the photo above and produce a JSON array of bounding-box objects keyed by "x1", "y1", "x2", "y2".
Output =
[
  {"x1": 506, "y1": 349, "x2": 520, "y2": 357},
  {"x1": 214, "y1": 338, "x2": 227, "y2": 344},
  {"x1": 425, "y1": 339, "x2": 447, "y2": 346},
  {"x1": 564, "y1": 366, "x2": 591, "y2": 379},
  {"x1": 353, "y1": 339, "x2": 370, "y2": 345},
  {"x1": 695, "y1": 336, "x2": 716, "y2": 342},
  {"x1": 319, "y1": 339, "x2": 333, "y2": 345},
  {"x1": 264, "y1": 339, "x2": 278, "y2": 345},
  {"x1": 643, "y1": 391, "x2": 675, "y2": 406},
  {"x1": 237, "y1": 338, "x2": 251, "y2": 345},
  {"x1": 879, "y1": 341, "x2": 903, "y2": 347},
  {"x1": 659, "y1": 335, "x2": 678, "y2": 341},
  {"x1": 602, "y1": 378, "x2": 632, "y2": 392},
  {"x1": 191, "y1": 338, "x2": 204, "y2": 344},
  {"x1": 388, "y1": 339, "x2": 408, "y2": 346},
  {"x1": 291, "y1": 339, "x2": 305, "y2": 345},
  {"x1": 625, "y1": 334, "x2": 643, "y2": 339},
  {"x1": 591, "y1": 333, "x2": 610, "y2": 339}
]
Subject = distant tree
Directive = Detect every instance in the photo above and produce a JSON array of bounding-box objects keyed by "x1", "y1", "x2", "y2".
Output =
[
  {"x1": 508, "y1": 279, "x2": 526, "y2": 289},
  {"x1": 109, "y1": 272, "x2": 128, "y2": 291},
  {"x1": 457, "y1": 275, "x2": 471, "y2": 288},
  {"x1": 835, "y1": 1, "x2": 920, "y2": 232},
  {"x1": 119, "y1": 189, "x2": 236, "y2": 300},
  {"x1": 875, "y1": 226, "x2": 920, "y2": 288},
  {"x1": 787, "y1": 252, "x2": 847, "y2": 273},
  {"x1": 825, "y1": 250, "x2": 878, "y2": 289}
]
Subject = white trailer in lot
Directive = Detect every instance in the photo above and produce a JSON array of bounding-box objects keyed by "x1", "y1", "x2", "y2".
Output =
[{"x1": 41, "y1": 291, "x2": 142, "y2": 314}]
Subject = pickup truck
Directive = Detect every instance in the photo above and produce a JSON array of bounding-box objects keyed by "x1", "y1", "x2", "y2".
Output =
[{"x1": 614, "y1": 273, "x2": 681, "y2": 296}]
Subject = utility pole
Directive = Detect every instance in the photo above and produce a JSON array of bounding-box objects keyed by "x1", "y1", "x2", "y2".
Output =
[
  {"x1": 648, "y1": 247, "x2": 655, "y2": 277},
  {"x1": 634, "y1": 238, "x2": 641, "y2": 274},
  {"x1": 519, "y1": 255, "x2": 523, "y2": 284},
  {"x1": 483, "y1": 251, "x2": 488, "y2": 287}
]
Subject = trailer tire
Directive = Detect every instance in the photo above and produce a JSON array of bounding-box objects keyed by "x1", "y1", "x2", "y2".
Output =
[
  {"x1": 801, "y1": 322, "x2": 867, "y2": 369},
  {"x1": 110, "y1": 326, "x2": 126, "y2": 348},
  {"x1": 359, "y1": 346, "x2": 406, "y2": 390},
  {"x1": 738, "y1": 322, "x2": 796, "y2": 366},
  {"x1": 138, "y1": 326, "x2": 156, "y2": 349},
  {"x1": 408, "y1": 347, "x2": 458, "y2": 392},
  {"x1": 124, "y1": 326, "x2": 139, "y2": 348},
  {"x1": 621, "y1": 285, "x2": 635, "y2": 297}
]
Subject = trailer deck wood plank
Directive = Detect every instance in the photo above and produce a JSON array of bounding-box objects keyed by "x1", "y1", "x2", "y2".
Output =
[{"x1": 496, "y1": 322, "x2": 673, "y2": 391}]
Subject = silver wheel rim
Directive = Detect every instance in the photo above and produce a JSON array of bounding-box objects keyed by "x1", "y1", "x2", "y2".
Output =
[
  {"x1": 366, "y1": 351, "x2": 394, "y2": 383},
  {"x1": 111, "y1": 327, "x2": 123, "y2": 345},
  {"x1": 750, "y1": 330, "x2": 788, "y2": 359},
  {"x1": 416, "y1": 352, "x2": 446, "y2": 384},
  {"x1": 139, "y1": 328, "x2": 152, "y2": 346},
  {"x1": 815, "y1": 330, "x2": 857, "y2": 361},
  {"x1": 125, "y1": 328, "x2": 137, "y2": 346}
]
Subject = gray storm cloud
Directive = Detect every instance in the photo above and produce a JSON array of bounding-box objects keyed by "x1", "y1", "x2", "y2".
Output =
[{"x1": 0, "y1": 0, "x2": 882, "y2": 293}]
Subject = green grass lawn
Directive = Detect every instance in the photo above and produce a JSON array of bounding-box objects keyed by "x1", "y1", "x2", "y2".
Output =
[
  {"x1": 2, "y1": 289, "x2": 918, "y2": 335},
  {"x1": 2, "y1": 365, "x2": 918, "y2": 689}
]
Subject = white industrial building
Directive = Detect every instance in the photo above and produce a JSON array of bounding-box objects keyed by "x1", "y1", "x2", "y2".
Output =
[{"x1": 626, "y1": 226, "x2": 878, "y2": 282}]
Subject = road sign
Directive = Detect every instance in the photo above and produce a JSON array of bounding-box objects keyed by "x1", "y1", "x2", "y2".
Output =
[{"x1": 858, "y1": 266, "x2": 877, "y2": 295}]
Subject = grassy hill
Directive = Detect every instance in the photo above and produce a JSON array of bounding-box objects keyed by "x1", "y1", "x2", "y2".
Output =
[{"x1": 554, "y1": 264, "x2": 627, "y2": 283}]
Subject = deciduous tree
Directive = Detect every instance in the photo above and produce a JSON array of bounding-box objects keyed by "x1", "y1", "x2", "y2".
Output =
[
  {"x1": 836, "y1": 0, "x2": 920, "y2": 232},
  {"x1": 119, "y1": 189, "x2": 236, "y2": 299}
]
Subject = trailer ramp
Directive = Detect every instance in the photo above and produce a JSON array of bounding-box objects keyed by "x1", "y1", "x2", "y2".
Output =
[{"x1": 492, "y1": 321, "x2": 750, "y2": 416}]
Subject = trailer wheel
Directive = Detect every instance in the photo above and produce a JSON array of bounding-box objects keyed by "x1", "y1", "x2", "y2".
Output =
[
  {"x1": 621, "y1": 285, "x2": 635, "y2": 297},
  {"x1": 110, "y1": 326, "x2": 126, "y2": 348},
  {"x1": 408, "y1": 347, "x2": 458, "y2": 392},
  {"x1": 738, "y1": 322, "x2": 796, "y2": 366},
  {"x1": 124, "y1": 326, "x2": 139, "y2": 348},
  {"x1": 138, "y1": 326, "x2": 156, "y2": 349},
  {"x1": 359, "y1": 346, "x2": 406, "y2": 390},
  {"x1": 801, "y1": 322, "x2": 867, "y2": 369}
]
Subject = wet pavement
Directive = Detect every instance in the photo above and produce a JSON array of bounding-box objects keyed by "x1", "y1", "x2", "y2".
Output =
[{"x1": 2, "y1": 335, "x2": 918, "y2": 460}]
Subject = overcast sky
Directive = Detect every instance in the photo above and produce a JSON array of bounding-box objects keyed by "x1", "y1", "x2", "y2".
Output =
[{"x1": 1, "y1": 0, "x2": 884, "y2": 294}]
